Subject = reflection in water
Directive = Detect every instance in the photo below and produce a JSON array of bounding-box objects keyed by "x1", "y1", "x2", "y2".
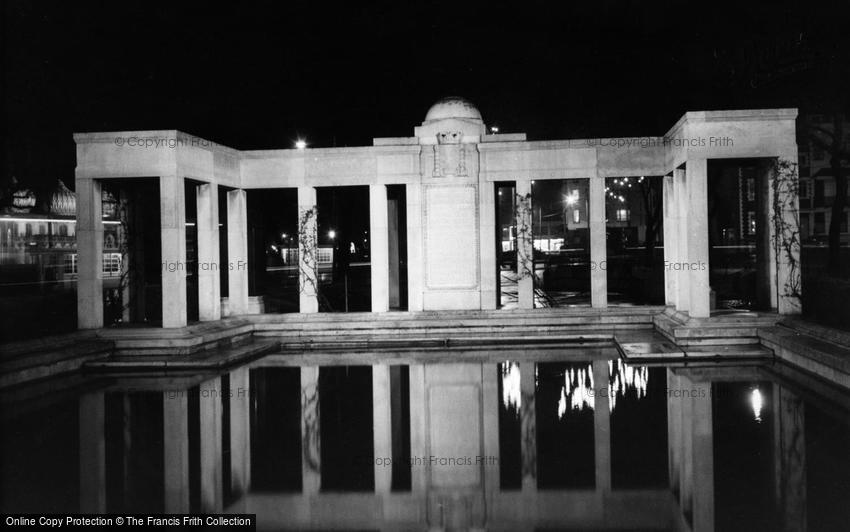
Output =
[
  {"x1": 500, "y1": 360, "x2": 521, "y2": 411},
  {"x1": 556, "y1": 363, "x2": 594, "y2": 417},
  {"x1": 1, "y1": 355, "x2": 849, "y2": 531},
  {"x1": 537, "y1": 362, "x2": 596, "y2": 489},
  {"x1": 750, "y1": 386, "x2": 764, "y2": 422},
  {"x1": 608, "y1": 358, "x2": 648, "y2": 411}
]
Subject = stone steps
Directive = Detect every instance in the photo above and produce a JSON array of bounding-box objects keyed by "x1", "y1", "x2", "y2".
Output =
[
  {"x1": 0, "y1": 337, "x2": 114, "y2": 389},
  {"x1": 653, "y1": 308, "x2": 779, "y2": 347},
  {"x1": 96, "y1": 318, "x2": 255, "y2": 356},
  {"x1": 84, "y1": 338, "x2": 280, "y2": 372}
]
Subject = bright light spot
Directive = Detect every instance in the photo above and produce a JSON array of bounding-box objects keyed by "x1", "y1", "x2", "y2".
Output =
[
  {"x1": 564, "y1": 189, "x2": 580, "y2": 206},
  {"x1": 490, "y1": 126, "x2": 500, "y2": 134},
  {"x1": 349, "y1": 242, "x2": 356, "y2": 253},
  {"x1": 328, "y1": 230, "x2": 336, "y2": 239},
  {"x1": 531, "y1": 180, "x2": 535, "y2": 184},
  {"x1": 295, "y1": 139, "x2": 307, "y2": 150},
  {"x1": 281, "y1": 233, "x2": 288, "y2": 239},
  {"x1": 501, "y1": 361, "x2": 521, "y2": 410},
  {"x1": 751, "y1": 387, "x2": 763, "y2": 422}
]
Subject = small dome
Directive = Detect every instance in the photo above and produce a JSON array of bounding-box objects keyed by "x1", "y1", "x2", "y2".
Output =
[
  {"x1": 50, "y1": 179, "x2": 76, "y2": 216},
  {"x1": 424, "y1": 96, "x2": 482, "y2": 122}
]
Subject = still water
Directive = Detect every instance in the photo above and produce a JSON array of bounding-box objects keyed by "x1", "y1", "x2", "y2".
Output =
[{"x1": 1, "y1": 348, "x2": 848, "y2": 531}]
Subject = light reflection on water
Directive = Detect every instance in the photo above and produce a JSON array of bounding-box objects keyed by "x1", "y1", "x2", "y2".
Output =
[{"x1": 557, "y1": 363, "x2": 595, "y2": 417}]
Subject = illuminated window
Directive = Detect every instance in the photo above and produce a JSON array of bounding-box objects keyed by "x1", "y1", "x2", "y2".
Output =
[
  {"x1": 573, "y1": 209, "x2": 581, "y2": 223},
  {"x1": 615, "y1": 209, "x2": 630, "y2": 222}
]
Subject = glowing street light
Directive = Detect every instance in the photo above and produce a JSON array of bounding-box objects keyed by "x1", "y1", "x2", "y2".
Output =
[
  {"x1": 328, "y1": 229, "x2": 336, "y2": 239},
  {"x1": 295, "y1": 139, "x2": 307, "y2": 150},
  {"x1": 490, "y1": 126, "x2": 500, "y2": 134}
]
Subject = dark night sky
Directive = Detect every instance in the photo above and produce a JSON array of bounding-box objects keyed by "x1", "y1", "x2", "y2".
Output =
[{"x1": 3, "y1": 0, "x2": 849, "y2": 193}]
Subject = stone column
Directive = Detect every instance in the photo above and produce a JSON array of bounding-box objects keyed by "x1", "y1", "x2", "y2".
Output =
[
  {"x1": 227, "y1": 189, "x2": 249, "y2": 316},
  {"x1": 229, "y1": 366, "x2": 251, "y2": 498},
  {"x1": 79, "y1": 392, "x2": 106, "y2": 512},
  {"x1": 199, "y1": 377, "x2": 223, "y2": 513},
  {"x1": 590, "y1": 177, "x2": 607, "y2": 308},
  {"x1": 408, "y1": 364, "x2": 427, "y2": 494},
  {"x1": 373, "y1": 364, "x2": 393, "y2": 493},
  {"x1": 515, "y1": 180, "x2": 534, "y2": 309},
  {"x1": 163, "y1": 390, "x2": 190, "y2": 513},
  {"x1": 298, "y1": 186, "x2": 319, "y2": 314},
  {"x1": 197, "y1": 183, "x2": 221, "y2": 321},
  {"x1": 370, "y1": 184, "x2": 390, "y2": 313},
  {"x1": 479, "y1": 182, "x2": 498, "y2": 309},
  {"x1": 686, "y1": 160, "x2": 710, "y2": 318},
  {"x1": 160, "y1": 175, "x2": 188, "y2": 328},
  {"x1": 774, "y1": 386, "x2": 806, "y2": 532},
  {"x1": 520, "y1": 361, "x2": 537, "y2": 492},
  {"x1": 76, "y1": 178, "x2": 103, "y2": 329},
  {"x1": 674, "y1": 167, "x2": 690, "y2": 312},
  {"x1": 691, "y1": 381, "x2": 714, "y2": 532},
  {"x1": 662, "y1": 174, "x2": 678, "y2": 306},
  {"x1": 593, "y1": 360, "x2": 611, "y2": 493},
  {"x1": 301, "y1": 366, "x2": 321, "y2": 495},
  {"x1": 406, "y1": 183, "x2": 424, "y2": 312},
  {"x1": 770, "y1": 155, "x2": 802, "y2": 315}
]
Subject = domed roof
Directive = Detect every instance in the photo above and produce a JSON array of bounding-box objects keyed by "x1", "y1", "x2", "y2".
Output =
[
  {"x1": 50, "y1": 179, "x2": 76, "y2": 216},
  {"x1": 424, "y1": 96, "x2": 482, "y2": 122}
]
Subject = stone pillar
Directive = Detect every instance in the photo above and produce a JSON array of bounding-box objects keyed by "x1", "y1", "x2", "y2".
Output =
[
  {"x1": 771, "y1": 155, "x2": 802, "y2": 315},
  {"x1": 515, "y1": 180, "x2": 534, "y2": 309},
  {"x1": 160, "y1": 175, "x2": 188, "y2": 328},
  {"x1": 227, "y1": 189, "x2": 249, "y2": 316},
  {"x1": 388, "y1": 199, "x2": 401, "y2": 309},
  {"x1": 593, "y1": 360, "x2": 611, "y2": 492},
  {"x1": 590, "y1": 177, "x2": 607, "y2": 308},
  {"x1": 686, "y1": 160, "x2": 710, "y2": 317},
  {"x1": 674, "y1": 167, "x2": 689, "y2": 312},
  {"x1": 774, "y1": 386, "x2": 806, "y2": 532},
  {"x1": 520, "y1": 361, "x2": 536, "y2": 492},
  {"x1": 229, "y1": 366, "x2": 251, "y2": 498},
  {"x1": 479, "y1": 182, "x2": 498, "y2": 309},
  {"x1": 406, "y1": 184, "x2": 424, "y2": 312},
  {"x1": 298, "y1": 186, "x2": 319, "y2": 314},
  {"x1": 199, "y1": 377, "x2": 223, "y2": 513},
  {"x1": 408, "y1": 364, "x2": 427, "y2": 494},
  {"x1": 691, "y1": 381, "x2": 714, "y2": 532},
  {"x1": 79, "y1": 392, "x2": 106, "y2": 512},
  {"x1": 300, "y1": 366, "x2": 321, "y2": 495},
  {"x1": 373, "y1": 364, "x2": 392, "y2": 493},
  {"x1": 163, "y1": 390, "x2": 190, "y2": 513},
  {"x1": 662, "y1": 174, "x2": 678, "y2": 306},
  {"x1": 197, "y1": 183, "x2": 221, "y2": 321},
  {"x1": 76, "y1": 178, "x2": 103, "y2": 329},
  {"x1": 370, "y1": 184, "x2": 390, "y2": 313}
]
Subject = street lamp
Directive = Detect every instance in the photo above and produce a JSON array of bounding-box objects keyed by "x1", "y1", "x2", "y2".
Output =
[
  {"x1": 295, "y1": 139, "x2": 307, "y2": 150},
  {"x1": 328, "y1": 229, "x2": 336, "y2": 239}
]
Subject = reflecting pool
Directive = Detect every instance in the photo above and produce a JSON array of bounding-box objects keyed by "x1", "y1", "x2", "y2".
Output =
[{"x1": 1, "y1": 347, "x2": 848, "y2": 531}]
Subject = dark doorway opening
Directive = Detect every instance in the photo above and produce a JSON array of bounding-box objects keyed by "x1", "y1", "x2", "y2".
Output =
[
  {"x1": 246, "y1": 188, "x2": 299, "y2": 313},
  {"x1": 387, "y1": 185, "x2": 408, "y2": 310},
  {"x1": 316, "y1": 186, "x2": 371, "y2": 312},
  {"x1": 495, "y1": 182, "x2": 517, "y2": 308}
]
